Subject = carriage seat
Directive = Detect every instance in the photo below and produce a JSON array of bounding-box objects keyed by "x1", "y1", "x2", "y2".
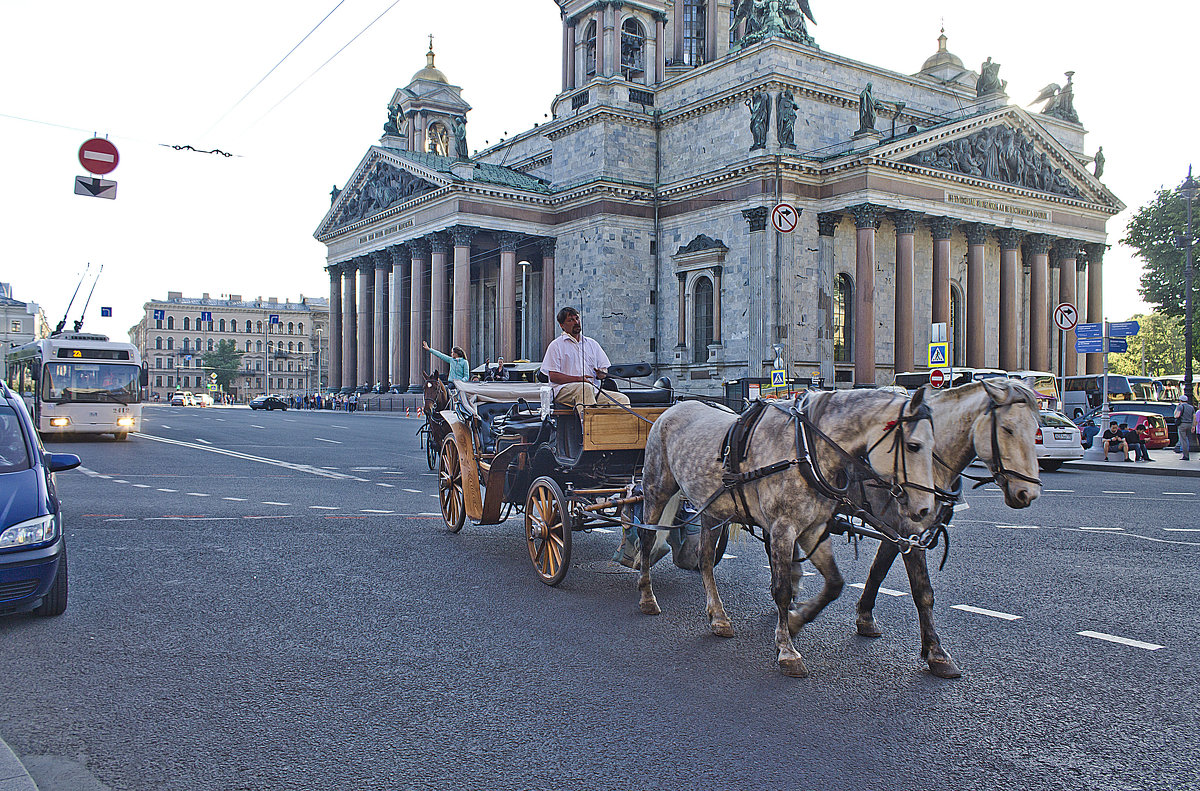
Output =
[
  {"x1": 606, "y1": 366, "x2": 672, "y2": 405},
  {"x1": 476, "y1": 401, "x2": 544, "y2": 453}
]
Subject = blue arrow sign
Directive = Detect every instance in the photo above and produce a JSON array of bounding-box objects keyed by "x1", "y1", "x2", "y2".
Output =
[
  {"x1": 1108, "y1": 337, "x2": 1128, "y2": 353},
  {"x1": 200, "y1": 311, "x2": 213, "y2": 322},
  {"x1": 1074, "y1": 322, "x2": 1103, "y2": 338},
  {"x1": 153, "y1": 309, "x2": 165, "y2": 320},
  {"x1": 1075, "y1": 337, "x2": 1104, "y2": 353},
  {"x1": 1109, "y1": 320, "x2": 1140, "y2": 337}
]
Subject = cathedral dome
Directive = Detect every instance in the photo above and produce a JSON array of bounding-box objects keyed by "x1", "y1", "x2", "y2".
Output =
[
  {"x1": 412, "y1": 43, "x2": 447, "y2": 84},
  {"x1": 920, "y1": 29, "x2": 963, "y2": 73}
]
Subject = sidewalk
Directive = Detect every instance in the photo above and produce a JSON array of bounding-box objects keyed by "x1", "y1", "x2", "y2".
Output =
[
  {"x1": 0, "y1": 737, "x2": 36, "y2": 791},
  {"x1": 1067, "y1": 447, "x2": 1200, "y2": 478}
]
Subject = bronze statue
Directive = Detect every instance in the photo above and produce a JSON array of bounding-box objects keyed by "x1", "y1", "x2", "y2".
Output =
[
  {"x1": 330, "y1": 185, "x2": 341, "y2": 205},
  {"x1": 748, "y1": 91, "x2": 771, "y2": 150},
  {"x1": 732, "y1": 0, "x2": 817, "y2": 49},
  {"x1": 382, "y1": 102, "x2": 403, "y2": 137},
  {"x1": 857, "y1": 82, "x2": 881, "y2": 134},
  {"x1": 1031, "y1": 71, "x2": 1079, "y2": 124},
  {"x1": 976, "y1": 57, "x2": 1007, "y2": 97},
  {"x1": 452, "y1": 116, "x2": 469, "y2": 160},
  {"x1": 776, "y1": 90, "x2": 798, "y2": 148},
  {"x1": 1093, "y1": 146, "x2": 1105, "y2": 179}
]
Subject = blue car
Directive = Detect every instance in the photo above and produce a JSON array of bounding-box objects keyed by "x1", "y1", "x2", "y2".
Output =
[{"x1": 0, "y1": 382, "x2": 80, "y2": 617}]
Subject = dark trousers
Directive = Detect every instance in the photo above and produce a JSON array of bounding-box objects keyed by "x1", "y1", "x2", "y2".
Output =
[{"x1": 1128, "y1": 441, "x2": 1150, "y2": 461}]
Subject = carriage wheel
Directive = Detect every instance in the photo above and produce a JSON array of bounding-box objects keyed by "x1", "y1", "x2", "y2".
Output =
[
  {"x1": 438, "y1": 437, "x2": 466, "y2": 533},
  {"x1": 425, "y1": 425, "x2": 438, "y2": 471},
  {"x1": 525, "y1": 477, "x2": 572, "y2": 586}
]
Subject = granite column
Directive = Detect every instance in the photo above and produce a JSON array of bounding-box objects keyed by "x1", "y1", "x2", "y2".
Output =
[
  {"x1": 965, "y1": 223, "x2": 988, "y2": 368},
  {"x1": 497, "y1": 232, "x2": 520, "y2": 361},
  {"x1": 851, "y1": 204, "x2": 878, "y2": 387},
  {"x1": 998, "y1": 228, "x2": 1022, "y2": 372},
  {"x1": 893, "y1": 211, "x2": 918, "y2": 374},
  {"x1": 1027, "y1": 235, "x2": 1051, "y2": 371},
  {"x1": 326, "y1": 263, "x2": 342, "y2": 391}
]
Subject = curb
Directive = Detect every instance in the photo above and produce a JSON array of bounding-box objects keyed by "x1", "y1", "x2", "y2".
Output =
[
  {"x1": 0, "y1": 737, "x2": 37, "y2": 791},
  {"x1": 1066, "y1": 460, "x2": 1200, "y2": 478}
]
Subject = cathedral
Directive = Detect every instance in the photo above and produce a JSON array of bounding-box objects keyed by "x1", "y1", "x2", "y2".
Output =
[{"x1": 314, "y1": 1, "x2": 1121, "y2": 395}]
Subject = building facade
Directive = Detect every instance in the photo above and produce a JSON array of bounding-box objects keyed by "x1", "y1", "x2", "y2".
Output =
[
  {"x1": 1, "y1": 283, "x2": 48, "y2": 372},
  {"x1": 129, "y1": 293, "x2": 329, "y2": 402},
  {"x1": 315, "y1": 4, "x2": 1121, "y2": 395}
]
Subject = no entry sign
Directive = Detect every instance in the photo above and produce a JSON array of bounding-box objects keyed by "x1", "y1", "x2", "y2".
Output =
[
  {"x1": 78, "y1": 138, "x2": 119, "y2": 175},
  {"x1": 929, "y1": 368, "x2": 947, "y2": 389}
]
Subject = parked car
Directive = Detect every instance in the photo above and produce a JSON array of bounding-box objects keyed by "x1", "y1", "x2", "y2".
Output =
[
  {"x1": 194, "y1": 393, "x2": 214, "y2": 407},
  {"x1": 1074, "y1": 400, "x2": 1194, "y2": 449},
  {"x1": 1035, "y1": 410, "x2": 1083, "y2": 471},
  {"x1": 249, "y1": 394, "x2": 288, "y2": 411},
  {"x1": 0, "y1": 382, "x2": 80, "y2": 617},
  {"x1": 170, "y1": 392, "x2": 187, "y2": 406},
  {"x1": 1107, "y1": 412, "x2": 1172, "y2": 450}
]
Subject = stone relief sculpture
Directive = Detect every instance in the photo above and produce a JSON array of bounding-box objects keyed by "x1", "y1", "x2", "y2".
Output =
[
  {"x1": 1093, "y1": 146, "x2": 1105, "y2": 179},
  {"x1": 452, "y1": 116, "x2": 469, "y2": 160},
  {"x1": 904, "y1": 125, "x2": 1083, "y2": 199},
  {"x1": 382, "y1": 102, "x2": 404, "y2": 137},
  {"x1": 731, "y1": 0, "x2": 817, "y2": 49},
  {"x1": 747, "y1": 91, "x2": 771, "y2": 151},
  {"x1": 857, "y1": 82, "x2": 882, "y2": 135},
  {"x1": 332, "y1": 162, "x2": 434, "y2": 228},
  {"x1": 776, "y1": 90, "x2": 798, "y2": 148},
  {"x1": 976, "y1": 57, "x2": 1007, "y2": 97},
  {"x1": 1030, "y1": 71, "x2": 1080, "y2": 124}
]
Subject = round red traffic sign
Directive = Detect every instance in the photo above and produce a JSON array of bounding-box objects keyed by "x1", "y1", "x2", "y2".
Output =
[
  {"x1": 78, "y1": 138, "x2": 119, "y2": 175},
  {"x1": 929, "y1": 369, "x2": 947, "y2": 389},
  {"x1": 770, "y1": 202, "x2": 799, "y2": 234},
  {"x1": 1053, "y1": 302, "x2": 1078, "y2": 331}
]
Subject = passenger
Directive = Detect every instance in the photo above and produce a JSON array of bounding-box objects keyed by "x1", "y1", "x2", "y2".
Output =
[
  {"x1": 488, "y1": 357, "x2": 511, "y2": 382},
  {"x1": 422, "y1": 341, "x2": 470, "y2": 385},
  {"x1": 541, "y1": 306, "x2": 630, "y2": 407},
  {"x1": 1100, "y1": 421, "x2": 1129, "y2": 462}
]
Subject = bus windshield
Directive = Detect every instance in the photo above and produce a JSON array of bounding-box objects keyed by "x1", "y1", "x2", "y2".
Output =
[{"x1": 42, "y1": 361, "x2": 141, "y2": 404}]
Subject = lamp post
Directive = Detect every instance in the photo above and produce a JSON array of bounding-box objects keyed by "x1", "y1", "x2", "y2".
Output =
[
  {"x1": 1177, "y1": 166, "x2": 1196, "y2": 404},
  {"x1": 316, "y1": 328, "x2": 322, "y2": 393},
  {"x1": 519, "y1": 260, "x2": 531, "y2": 359}
]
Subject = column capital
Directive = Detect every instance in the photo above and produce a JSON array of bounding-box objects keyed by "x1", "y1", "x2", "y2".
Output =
[
  {"x1": 891, "y1": 210, "x2": 921, "y2": 235},
  {"x1": 427, "y1": 231, "x2": 450, "y2": 255},
  {"x1": 1026, "y1": 233, "x2": 1052, "y2": 256},
  {"x1": 388, "y1": 244, "x2": 411, "y2": 267},
  {"x1": 1052, "y1": 238, "x2": 1081, "y2": 262},
  {"x1": 964, "y1": 222, "x2": 990, "y2": 246},
  {"x1": 496, "y1": 231, "x2": 521, "y2": 253},
  {"x1": 357, "y1": 256, "x2": 374, "y2": 273},
  {"x1": 712, "y1": 264, "x2": 723, "y2": 278},
  {"x1": 1082, "y1": 242, "x2": 1107, "y2": 264},
  {"x1": 326, "y1": 263, "x2": 341, "y2": 278},
  {"x1": 849, "y1": 203, "x2": 880, "y2": 230},
  {"x1": 996, "y1": 228, "x2": 1023, "y2": 251},
  {"x1": 817, "y1": 212, "x2": 841, "y2": 237},
  {"x1": 927, "y1": 216, "x2": 956, "y2": 240},
  {"x1": 340, "y1": 260, "x2": 358, "y2": 276},
  {"x1": 742, "y1": 207, "x2": 768, "y2": 232},
  {"x1": 676, "y1": 271, "x2": 687, "y2": 283},
  {"x1": 370, "y1": 249, "x2": 391, "y2": 270},
  {"x1": 408, "y1": 238, "x2": 430, "y2": 258},
  {"x1": 448, "y1": 225, "x2": 478, "y2": 247},
  {"x1": 539, "y1": 237, "x2": 557, "y2": 257}
]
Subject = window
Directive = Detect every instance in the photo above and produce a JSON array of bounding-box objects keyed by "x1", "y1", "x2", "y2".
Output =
[
  {"x1": 298, "y1": 323, "x2": 304, "y2": 334},
  {"x1": 182, "y1": 338, "x2": 190, "y2": 351},
  {"x1": 621, "y1": 18, "x2": 645, "y2": 82},
  {"x1": 167, "y1": 376, "x2": 174, "y2": 387},
  {"x1": 155, "y1": 376, "x2": 162, "y2": 387},
  {"x1": 682, "y1": 0, "x2": 706, "y2": 66},
  {"x1": 256, "y1": 341, "x2": 262, "y2": 353},
  {"x1": 245, "y1": 340, "x2": 252, "y2": 352},
  {"x1": 167, "y1": 316, "x2": 174, "y2": 329},
  {"x1": 155, "y1": 336, "x2": 163, "y2": 349},
  {"x1": 584, "y1": 20, "x2": 597, "y2": 78},
  {"x1": 834, "y1": 273, "x2": 852, "y2": 363},
  {"x1": 183, "y1": 317, "x2": 190, "y2": 330},
  {"x1": 207, "y1": 339, "x2": 214, "y2": 351},
  {"x1": 8, "y1": 320, "x2": 18, "y2": 333},
  {"x1": 167, "y1": 337, "x2": 174, "y2": 350},
  {"x1": 288, "y1": 342, "x2": 294, "y2": 353},
  {"x1": 298, "y1": 342, "x2": 304, "y2": 353},
  {"x1": 950, "y1": 285, "x2": 964, "y2": 366},
  {"x1": 256, "y1": 321, "x2": 263, "y2": 334},
  {"x1": 155, "y1": 318, "x2": 162, "y2": 329},
  {"x1": 288, "y1": 322, "x2": 294, "y2": 335},
  {"x1": 220, "y1": 319, "x2": 226, "y2": 332},
  {"x1": 693, "y1": 276, "x2": 714, "y2": 363},
  {"x1": 194, "y1": 338, "x2": 201, "y2": 351}
]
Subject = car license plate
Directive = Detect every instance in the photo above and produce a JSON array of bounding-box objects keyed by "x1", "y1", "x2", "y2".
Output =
[{"x1": 1054, "y1": 432, "x2": 1072, "y2": 440}]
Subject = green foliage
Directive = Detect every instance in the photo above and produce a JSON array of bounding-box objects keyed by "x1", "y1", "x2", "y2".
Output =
[
  {"x1": 1105, "y1": 312, "x2": 1198, "y2": 376},
  {"x1": 201, "y1": 339, "x2": 243, "y2": 390},
  {"x1": 1121, "y1": 186, "x2": 1200, "y2": 319}
]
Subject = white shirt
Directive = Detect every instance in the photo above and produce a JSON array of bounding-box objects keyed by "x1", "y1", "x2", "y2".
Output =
[{"x1": 541, "y1": 332, "x2": 612, "y2": 397}]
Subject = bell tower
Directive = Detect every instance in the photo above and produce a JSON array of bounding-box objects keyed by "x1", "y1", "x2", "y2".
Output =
[{"x1": 381, "y1": 37, "x2": 472, "y2": 156}]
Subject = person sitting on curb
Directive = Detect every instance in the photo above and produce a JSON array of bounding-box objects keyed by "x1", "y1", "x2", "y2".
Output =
[
  {"x1": 1121, "y1": 423, "x2": 1151, "y2": 462},
  {"x1": 1101, "y1": 421, "x2": 1129, "y2": 461}
]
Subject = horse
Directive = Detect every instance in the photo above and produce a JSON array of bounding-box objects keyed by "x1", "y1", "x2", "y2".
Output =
[
  {"x1": 809, "y1": 378, "x2": 1042, "y2": 678},
  {"x1": 636, "y1": 387, "x2": 939, "y2": 677},
  {"x1": 422, "y1": 370, "x2": 450, "y2": 417},
  {"x1": 421, "y1": 371, "x2": 452, "y2": 470}
]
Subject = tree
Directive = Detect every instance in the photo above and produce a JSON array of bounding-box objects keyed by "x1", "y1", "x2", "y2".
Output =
[
  {"x1": 1122, "y1": 185, "x2": 1200, "y2": 320},
  {"x1": 1106, "y1": 312, "x2": 1198, "y2": 376},
  {"x1": 201, "y1": 339, "x2": 243, "y2": 391}
]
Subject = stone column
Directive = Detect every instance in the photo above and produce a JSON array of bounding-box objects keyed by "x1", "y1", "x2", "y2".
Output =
[
  {"x1": 851, "y1": 204, "x2": 878, "y2": 387},
  {"x1": 341, "y1": 261, "x2": 357, "y2": 389},
  {"x1": 540, "y1": 238, "x2": 557, "y2": 347},
  {"x1": 1084, "y1": 242, "x2": 1106, "y2": 375},
  {"x1": 742, "y1": 207, "x2": 768, "y2": 375},
  {"x1": 449, "y1": 226, "x2": 476, "y2": 355},
  {"x1": 563, "y1": 16, "x2": 575, "y2": 91},
  {"x1": 407, "y1": 239, "x2": 429, "y2": 393},
  {"x1": 893, "y1": 211, "x2": 919, "y2": 374},
  {"x1": 428, "y1": 232, "x2": 450, "y2": 375},
  {"x1": 655, "y1": 13, "x2": 667, "y2": 83},
  {"x1": 964, "y1": 223, "x2": 989, "y2": 368},
  {"x1": 817, "y1": 212, "x2": 840, "y2": 386},
  {"x1": 1027, "y1": 234, "x2": 1051, "y2": 371},
  {"x1": 326, "y1": 264, "x2": 342, "y2": 391},
  {"x1": 371, "y1": 250, "x2": 390, "y2": 387},
  {"x1": 1054, "y1": 240, "x2": 1079, "y2": 377},
  {"x1": 497, "y1": 232, "x2": 520, "y2": 361},
  {"x1": 676, "y1": 271, "x2": 688, "y2": 352},
  {"x1": 596, "y1": 7, "x2": 606, "y2": 78},
  {"x1": 357, "y1": 258, "x2": 373, "y2": 387},
  {"x1": 389, "y1": 245, "x2": 410, "y2": 391},
  {"x1": 929, "y1": 217, "x2": 954, "y2": 328},
  {"x1": 997, "y1": 228, "x2": 1022, "y2": 372},
  {"x1": 712, "y1": 265, "x2": 723, "y2": 344}
]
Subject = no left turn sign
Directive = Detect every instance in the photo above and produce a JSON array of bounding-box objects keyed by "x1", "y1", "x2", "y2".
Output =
[
  {"x1": 771, "y1": 203, "x2": 798, "y2": 234},
  {"x1": 1054, "y1": 302, "x2": 1078, "y2": 331}
]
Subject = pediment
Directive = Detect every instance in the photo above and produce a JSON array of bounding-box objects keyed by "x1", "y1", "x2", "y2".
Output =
[
  {"x1": 873, "y1": 107, "x2": 1121, "y2": 211},
  {"x1": 316, "y1": 148, "x2": 447, "y2": 237}
]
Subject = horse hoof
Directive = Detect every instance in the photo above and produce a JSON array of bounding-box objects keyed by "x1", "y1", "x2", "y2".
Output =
[
  {"x1": 779, "y1": 657, "x2": 809, "y2": 678},
  {"x1": 927, "y1": 656, "x2": 961, "y2": 679},
  {"x1": 710, "y1": 620, "x2": 735, "y2": 638},
  {"x1": 856, "y1": 616, "x2": 882, "y2": 638},
  {"x1": 639, "y1": 600, "x2": 661, "y2": 615}
]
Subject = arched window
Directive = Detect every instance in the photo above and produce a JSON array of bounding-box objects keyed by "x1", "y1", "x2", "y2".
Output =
[
  {"x1": 167, "y1": 316, "x2": 174, "y2": 330},
  {"x1": 298, "y1": 342, "x2": 304, "y2": 353},
  {"x1": 219, "y1": 319, "x2": 226, "y2": 332},
  {"x1": 950, "y1": 284, "x2": 965, "y2": 366},
  {"x1": 256, "y1": 321, "x2": 263, "y2": 334},
  {"x1": 621, "y1": 18, "x2": 645, "y2": 82},
  {"x1": 268, "y1": 341, "x2": 274, "y2": 355},
  {"x1": 207, "y1": 339, "x2": 214, "y2": 351},
  {"x1": 167, "y1": 337, "x2": 174, "y2": 350},
  {"x1": 426, "y1": 122, "x2": 450, "y2": 156},
  {"x1": 682, "y1": 0, "x2": 706, "y2": 66},
  {"x1": 155, "y1": 336, "x2": 162, "y2": 349},
  {"x1": 692, "y1": 276, "x2": 714, "y2": 363},
  {"x1": 183, "y1": 317, "x2": 190, "y2": 331},
  {"x1": 195, "y1": 337, "x2": 201, "y2": 351},
  {"x1": 584, "y1": 20, "x2": 598, "y2": 79},
  {"x1": 834, "y1": 273, "x2": 852, "y2": 363},
  {"x1": 298, "y1": 323, "x2": 304, "y2": 334},
  {"x1": 245, "y1": 340, "x2": 252, "y2": 352},
  {"x1": 256, "y1": 341, "x2": 262, "y2": 353},
  {"x1": 287, "y1": 322, "x2": 293, "y2": 335},
  {"x1": 288, "y1": 342, "x2": 294, "y2": 353},
  {"x1": 182, "y1": 338, "x2": 190, "y2": 351}
]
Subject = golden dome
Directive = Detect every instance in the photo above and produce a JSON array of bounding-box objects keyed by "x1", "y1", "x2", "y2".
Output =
[
  {"x1": 412, "y1": 40, "x2": 447, "y2": 84},
  {"x1": 920, "y1": 28, "x2": 963, "y2": 73}
]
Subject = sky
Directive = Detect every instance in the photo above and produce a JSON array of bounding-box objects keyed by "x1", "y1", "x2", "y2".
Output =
[{"x1": 2, "y1": 0, "x2": 1195, "y2": 343}]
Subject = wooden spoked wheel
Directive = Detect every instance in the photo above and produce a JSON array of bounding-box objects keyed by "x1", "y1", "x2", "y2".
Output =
[
  {"x1": 525, "y1": 477, "x2": 572, "y2": 586},
  {"x1": 438, "y1": 437, "x2": 466, "y2": 533},
  {"x1": 425, "y1": 424, "x2": 438, "y2": 471}
]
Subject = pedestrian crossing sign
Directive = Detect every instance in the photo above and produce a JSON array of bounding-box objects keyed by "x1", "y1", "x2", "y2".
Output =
[
  {"x1": 771, "y1": 369, "x2": 786, "y2": 388},
  {"x1": 928, "y1": 342, "x2": 948, "y2": 367}
]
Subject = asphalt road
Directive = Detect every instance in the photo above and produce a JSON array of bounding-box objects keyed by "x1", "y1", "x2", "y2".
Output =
[{"x1": 1, "y1": 405, "x2": 1197, "y2": 791}]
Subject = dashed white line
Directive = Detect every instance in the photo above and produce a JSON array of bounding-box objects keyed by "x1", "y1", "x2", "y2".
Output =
[
  {"x1": 849, "y1": 583, "x2": 907, "y2": 597},
  {"x1": 315, "y1": 437, "x2": 342, "y2": 444},
  {"x1": 417, "y1": 512, "x2": 441, "y2": 517},
  {"x1": 186, "y1": 492, "x2": 210, "y2": 497},
  {"x1": 223, "y1": 497, "x2": 247, "y2": 502},
  {"x1": 1045, "y1": 489, "x2": 1074, "y2": 493},
  {"x1": 997, "y1": 524, "x2": 1039, "y2": 529},
  {"x1": 310, "y1": 506, "x2": 339, "y2": 510},
  {"x1": 360, "y1": 509, "x2": 393, "y2": 514},
  {"x1": 1163, "y1": 528, "x2": 1200, "y2": 532},
  {"x1": 262, "y1": 501, "x2": 290, "y2": 506},
  {"x1": 1162, "y1": 492, "x2": 1195, "y2": 496},
  {"x1": 114, "y1": 479, "x2": 128, "y2": 484},
  {"x1": 132, "y1": 484, "x2": 150, "y2": 488},
  {"x1": 157, "y1": 488, "x2": 177, "y2": 492},
  {"x1": 195, "y1": 438, "x2": 212, "y2": 445},
  {"x1": 251, "y1": 425, "x2": 264, "y2": 429},
  {"x1": 96, "y1": 475, "x2": 111, "y2": 480},
  {"x1": 1079, "y1": 527, "x2": 1124, "y2": 531},
  {"x1": 161, "y1": 425, "x2": 172, "y2": 429},
  {"x1": 1102, "y1": 491, "x2": 1135, "y2": 495},
  {"x1": 429, "y1": 494, "x2": 440, "y2": 498},
  {"x1": 952, "y1": 604, "x2": 1021, "y2": 620},
  {"x1": 376, "y1": 483, "x2": 394, "y2": 488},
  {"x1": 1077, "y1": 631, "x2": 1163, "y2": 651},
  {"x1": 591, "y1": 527, "x2": 614, "y2": 534},
  {"x1": 403, "y1": 488, "x2": 422, "y2": 493}
]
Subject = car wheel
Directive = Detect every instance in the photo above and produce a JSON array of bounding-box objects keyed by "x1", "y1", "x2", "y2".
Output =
[
  {"x1": 114, "y1": 432, "x2": 128, "y2": 441},
  {"x1": 33, "y1": 549, "x2": 68, "y2": 617},
  {"x1": 1039, "y1": 460, "x2": 1064, "y2": 472}
]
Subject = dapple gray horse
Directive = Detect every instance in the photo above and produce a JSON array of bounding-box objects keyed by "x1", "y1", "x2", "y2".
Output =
[
  {"x1": 636, "y1": 388, "x2": 939, "y2": 677},
  {"x1": 801, "y1": 379, "x2": 1042, "y2": 677}
]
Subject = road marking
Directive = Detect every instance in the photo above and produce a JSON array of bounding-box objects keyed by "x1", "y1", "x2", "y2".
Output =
[
  {"x1": 996, "y1": 524, "x2": 1039, "y2": 529},
  {"x1": 223, "y1": 497, "x2": 247, "y2": 502},
  {"x1": 315, "y1": 437, "x2": 342, "y2": 444},
  {"x1": 161, "y1": 424, "x2": 171, "y2": 429},
  {"x1": 1163, "y1": 528, "x2": 1200, "y2": 532},
  {"x1": 1162, "y1": 492, "x2": 1195, "y2": 496},
  {"x1": 360, "y1": 509, "x2": 393, "y2": 514},
  {"x1": 216, "y1": 418, "x2": 225, "y2": 422},
  {"x1": 114, "y1": 479, "x2": 128, "y2": 484},
  {"x1": 262, "y1": 501, "x2": 290, "y2": 506},
  {"x1": 310, "y1": 505, "x2": 339, "y2": 510},
  {"x1": 430, "y1": 494, "x2": 440, "y2": 498},
  {"x1": 132, "y1": 484, "x2": 150, "y2": 488},
  {"x1": 195, "y1": 438, "x2": 212, "y2": 445},
  {"x1": 96, "y1": 474, "x2": 111, "y2": 479},
  {"x1": 157, "y1": 488, "x2": 177, "y2": 492},
  {"x1": 417, "y1": 512, "x2": 442, "y2": 517},
  {"x1": 354, "y1": 466, "x2": 389, "y2": 471},
  {"x1": 103, "y1": 518, "x2": 136, "y2": 522},
  {"x1": 952, "y1": 604, "x2": 1021, "y2": 620},
  {"x1": 849, "y1": 583, "x2": 907, "y2": 597},
  {"x1": 722, "y1": 554, "x2": 738, "y2": 559},
  {"x1": 376, "y1": 483, "x2": 394, "y2": 488},
  {"x1": 1077, "y1": 631, "x2": 1163, "y2": 651},
  {"x1": 132, "y1": 433, "x2": 368, "y2": 481},
  {"x1": 251, "y1": 425, "x2": 264, "y2": 429},
  {"x1": 243, "y1": 515, "x2": 292, "y2": 520},
  {"x1": 1079, "y1": 526, "x2": 1123, "y2": 531},
  {"x1": 591, "y1": 527, "x2": 614, "y2": 534},
  {"x1": 1045, "y1": 489, "x2": 1074, "y2": 493},
  {"x1": 186, "y1": 492, "x2": 210, "y2": 497},
  {"x1": 1102, "y1": 491, "x2": 1135, "y2": 495},
  {"x1": 332, "y1": 424, "x2": 348, "y2": 429},
  {"x1": 403, "y1": 488, "x2": 422, "y2": 493}
]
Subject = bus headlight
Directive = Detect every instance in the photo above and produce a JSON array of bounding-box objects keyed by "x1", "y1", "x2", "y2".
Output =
[
  {"x1": 0, "y1": 514, "x2": 58, "y2": 549},
  {"x1": 117, "y1": 417, "x2": 134, "y2": 427},
  {"x1": 49, "y1": 417, "x2": 70, "y2": 427}
]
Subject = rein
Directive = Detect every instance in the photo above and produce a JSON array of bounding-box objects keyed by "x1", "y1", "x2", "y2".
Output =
[{"x1": 953, "y1": 398, "x2": 1043, "y2": 491}]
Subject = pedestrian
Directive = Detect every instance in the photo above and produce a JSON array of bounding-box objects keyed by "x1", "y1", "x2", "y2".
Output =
[
  {"x1": 1175, "y1": 396, "x2": 1196, "y2": 460},
  {"x1": 1121, "y1": 423, "x2": 1151, "y2": 462},
  {"x1": 422, "y1": 340, "x2": 470, "y2": 385}
]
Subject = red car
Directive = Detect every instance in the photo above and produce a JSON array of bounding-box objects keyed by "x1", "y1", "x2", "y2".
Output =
[{"x1": 1108, "y1": 412, "x2": 1171, "y2": 449}]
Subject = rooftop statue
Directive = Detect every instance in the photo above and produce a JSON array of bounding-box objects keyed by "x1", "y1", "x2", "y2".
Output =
[
  {"x1": 732, "y1": 0, "x2": 817, "y2": 49},
  {"x1": 382, "y1": 102, "x2": 403, "y2": 137},
  {"x1": 747, "y1": 91, "x2": 771, "y2": 150},
  {"x1": 452, "y1": 116, "x2": 469, "y2": 161},
  {"x1": 976, "y1": 56, "x2": 1007, "y2": 97},
  {"x1": 1093, "y1": 146, "x2": 1105, "y2": 179},
  {"x1": 857, "y1": 82, "x2": 883, "y2": 135},
  {"x1": 1031, "y1": 71, "x2": 1080, "y2": 124}
]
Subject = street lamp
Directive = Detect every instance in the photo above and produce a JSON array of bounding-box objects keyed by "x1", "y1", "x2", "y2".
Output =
[
  {"x1": 518, "y1": 260, "x2": 532, "y2": 360},
  {"x1": 1176, "y1": 166, "x2": 1196, "y2": 404},
  {"x1": 315, "y1": 328, "x2": 322, "y2": 393}
]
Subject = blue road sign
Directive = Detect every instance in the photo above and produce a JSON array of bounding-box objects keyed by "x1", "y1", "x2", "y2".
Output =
[
  {"x1": 269, "y1": 314, "x2": 280, "y2": 324},
  {"x1": 153, "y1": 309, "x2": 165, "y2": 320},
  {"x1": 1108, "y1": 337, "x2": 1128, "y2": 353},
  {"x1": 771, "y1": 369, "x2": 786, "y2": 388},
  {"x1": 1074, "y1": 322, "x2": 1103, "y2": 338},
  {"x1": 200, "y1": 311, "x2": 213, "y2": 322},
  {"x1": 100, "y1": 307, "x2": 112, "y2": 317},
  {"x1": 928, "y1": 342, "x2": 948, "y2": 367},
  {"x1": 1075, "y1": 337, "x2": 1104, "y2": 353},
  {"x1": 1109, "y1": 320, "x2": 1140, "y2": 337}
]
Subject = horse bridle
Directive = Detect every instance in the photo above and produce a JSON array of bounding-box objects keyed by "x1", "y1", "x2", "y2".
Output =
[
  {"x1": 949, "y1": 396, "x2": 1043, "y2": 493},
  {"x1": 860, "y1": 398, "x2": 940, "y2": 507}
]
